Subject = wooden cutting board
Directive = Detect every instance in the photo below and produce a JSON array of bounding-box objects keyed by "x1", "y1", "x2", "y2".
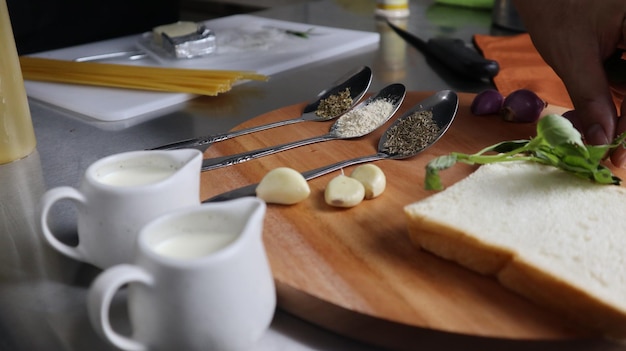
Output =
[{"x1": 200, "y1": 92, "x2": 623, "y2": 349}]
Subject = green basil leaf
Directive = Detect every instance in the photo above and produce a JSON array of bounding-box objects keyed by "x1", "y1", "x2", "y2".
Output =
[
  {"x1": 427, "y1": 154, "x2": 457, "y2": 171},
  {"x1": 424, "y1": 170, "x2": 444, "y2": 190},
  {"x1": 552, "y1": 142, "x2": 590, "y2": 159},
  {"x1": 586, "y1": 144, "x2": 610, "y2": 163},
  {"x1": 424, "y1": 155, "x2": 458, "y2": 190},
  {"x1": 491, "y1": 140, "x2": 529, "y2": 153},
  {"x1": 423, "y1": 113, "x2": 622, "y2": 190},
  {"x1": 533, "y1": 147, "x2": 561, "y2": 166},
  {"x1": 591, "y1": 167, "x2": 621, "y2": 185},
  {"x1": 559, "y1": 155, "x2": 595, "y2": 172},
  {"x1": 537, "y1": 114, "x2": 584, "y2": 147}
]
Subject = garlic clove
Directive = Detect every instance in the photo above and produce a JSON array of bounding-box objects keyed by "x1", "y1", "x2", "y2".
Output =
[
  {"x1": 350, "y1": 164, "x2": 386, "y2": 199},
  {"x1": 256, "y1": 167, "x2": 310, "y2": 205},
  {"x1": 324, "y1": 174, "x2": 365, "y2": 208}
]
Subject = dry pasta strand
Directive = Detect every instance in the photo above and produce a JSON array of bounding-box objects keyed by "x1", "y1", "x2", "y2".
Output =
[{"x1": 19, "y1": 56, "x2": 267, "y2": 95}]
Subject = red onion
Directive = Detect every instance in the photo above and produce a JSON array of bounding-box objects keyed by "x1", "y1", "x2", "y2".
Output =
[
  {"x1": 471, "y1": 89, "x2": 504, "y2": 115},
  {"x1": 501, "y1": 89, "x2": 547, "y2": 123}
]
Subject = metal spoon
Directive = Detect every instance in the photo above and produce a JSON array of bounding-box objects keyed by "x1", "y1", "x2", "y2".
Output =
[
  {"x1": 201, "y1": 83, "x2": 406, "y2": 171},
  {"x1": 204, "y1": 90, "x2": 458, "y2": 202},
  {"x1": 74, "y1": 50, "x2": 148, "y2": 62},
  {"x1": 150, "y1": 66, "x2": 373, "y2": 150}
]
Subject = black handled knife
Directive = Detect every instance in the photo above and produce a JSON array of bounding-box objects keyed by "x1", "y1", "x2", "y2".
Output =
[{"x1": 385, "y1": 20, "x2": 499, "y2": 81}]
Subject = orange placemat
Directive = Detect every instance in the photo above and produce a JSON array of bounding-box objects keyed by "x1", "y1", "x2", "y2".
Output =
[{"x1": 474, "y1": 33, "x2": 574, "y2": 109}]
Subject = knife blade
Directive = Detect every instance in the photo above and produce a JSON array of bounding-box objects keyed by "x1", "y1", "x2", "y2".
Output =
[{"x1": 385, "y1": 19, "x2": 499, "y2": 81}]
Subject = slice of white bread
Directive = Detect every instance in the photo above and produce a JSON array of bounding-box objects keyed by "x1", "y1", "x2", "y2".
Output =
[{"x1": 404, "y1": 161, "x2": 626, "y2": 339}]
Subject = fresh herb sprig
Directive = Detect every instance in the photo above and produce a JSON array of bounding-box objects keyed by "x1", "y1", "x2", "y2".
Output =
[
  {"x1": 425, "y1": 114, "x2": 626, "y2": 191},
  {"x1": 284, "y1": 28, "x2": 315, "y2": 38}
]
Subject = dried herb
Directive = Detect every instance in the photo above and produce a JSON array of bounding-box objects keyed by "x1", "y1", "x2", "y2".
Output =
[
  {"x1": 382, "y1": 110, "x2": 440, "y2": 156},
  {"x1": 315, "y1": 88, "x2": 353, "y2": 119}
]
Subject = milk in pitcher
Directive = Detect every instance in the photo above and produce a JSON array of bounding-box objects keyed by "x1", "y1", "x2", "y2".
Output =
[
  {"x1": 153, "y1": 231, "x2": 238, "y2": 259},
  {"x1": 98, "y1": 166, "x2": 176, "y2": 187}
]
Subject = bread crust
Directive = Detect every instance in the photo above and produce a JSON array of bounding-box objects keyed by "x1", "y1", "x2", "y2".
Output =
[
  {"x1": 499, "y1": 257, "x2": 626, "y2": 339},
  {"x1": 406, "y1": 215, "x2": 511, "y2": 275},
  {"x1": 406, "y1": 212, "x2": 626, "y2": 339}
]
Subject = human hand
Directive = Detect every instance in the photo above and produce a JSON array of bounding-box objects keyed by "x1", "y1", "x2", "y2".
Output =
[{"x1": 512, "y1": 0, "x2": 626, "y2": 167}]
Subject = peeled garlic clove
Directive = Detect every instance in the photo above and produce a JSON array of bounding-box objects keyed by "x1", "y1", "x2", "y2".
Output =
[
  {"x1": 324, "y1": 174, "x2": 365, "y2": 208},
  {"x1": 256, "y1": 167, "x2": 310, "y2": 205},
  {"x1": 350, "y1": 164, "x2": 386, "y2": 199}
]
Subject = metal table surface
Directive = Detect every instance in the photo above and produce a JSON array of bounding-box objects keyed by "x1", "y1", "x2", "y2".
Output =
[{"x1": 4, "y1": 1, "x2": 622, "y2": 350}]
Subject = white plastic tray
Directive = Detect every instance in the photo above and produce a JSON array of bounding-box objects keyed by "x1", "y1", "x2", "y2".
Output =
[{"x1": 24, "y1": 15, "x2": 379, "y2": 127}]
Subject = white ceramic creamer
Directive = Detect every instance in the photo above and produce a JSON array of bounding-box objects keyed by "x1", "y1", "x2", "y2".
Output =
[
  {"x1": 40, "y1": 149, "x2": 202, "y2": 268},
  {"x1": 87, "y1": 198, "x2": 275, "y2": 351}
]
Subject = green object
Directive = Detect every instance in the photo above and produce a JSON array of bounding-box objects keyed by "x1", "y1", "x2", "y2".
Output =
[
  {"x1": 435, "y1": 0, "x2": 494, "y2": 9},
  {"x1": 424, "y1": 114, "x2": 626, "y2": 191},
  {"x1": 425, "y1": 3, "x2": 492, "y2": 32}
]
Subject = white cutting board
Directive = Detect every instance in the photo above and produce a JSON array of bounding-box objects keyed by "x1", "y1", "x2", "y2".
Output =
[{"x1": 25, "y1": 15, "x2": 379, "y2": 126}]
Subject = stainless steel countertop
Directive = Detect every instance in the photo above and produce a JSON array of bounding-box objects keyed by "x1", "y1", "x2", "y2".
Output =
[{"x1": 2, "y1": 1, "x2": 622, "y2": 350}]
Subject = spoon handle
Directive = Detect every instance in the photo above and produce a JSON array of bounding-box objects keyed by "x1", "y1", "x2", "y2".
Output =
[
  {"x1": 151, "y1": 117, "x2": 305, "y2": 150},
  {"x1": 204, "y1": 183, "x2": 258, "y2": 202},
  {"x1": 204, "y1": 153, "x2": 386, "y2": 202},
  {"x1": 300, "y1": 153, "x2": 386, "y2": 180},
  {"x1": 201, "y1": 134, "x2": 336, "y2": 171}
]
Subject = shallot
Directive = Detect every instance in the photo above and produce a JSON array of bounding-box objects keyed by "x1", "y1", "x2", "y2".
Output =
[
  {"x1": 471, "y1": 89, "x2": 504, "y2": 115},
  {"x1": 501, "y1": 89, "x2": 546, "y2": 123}
]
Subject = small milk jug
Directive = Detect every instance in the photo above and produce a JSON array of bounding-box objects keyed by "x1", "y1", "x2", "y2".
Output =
[
  {"x1": 88, "y1": 198, "x2": 276, "y2": 351},
  {"x1": 40, "y1": 149, "x2": 202, "y2": 268}
]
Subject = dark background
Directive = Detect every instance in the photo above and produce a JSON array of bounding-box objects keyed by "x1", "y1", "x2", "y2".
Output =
[{"x1": 7, "y1": 0, "x2": 181, "y2": 54}]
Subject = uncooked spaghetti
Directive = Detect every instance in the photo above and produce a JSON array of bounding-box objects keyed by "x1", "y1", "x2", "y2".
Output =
[{"x1": 19, "y1": 56, "x2": 267, "y2": 96}]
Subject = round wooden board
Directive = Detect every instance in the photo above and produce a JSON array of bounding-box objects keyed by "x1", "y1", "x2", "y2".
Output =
[{"x1": 200, "y1": 92, "x2": 621, "y2": 350}]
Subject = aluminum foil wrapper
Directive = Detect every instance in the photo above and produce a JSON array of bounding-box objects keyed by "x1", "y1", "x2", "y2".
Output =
[{"x1": 159, "y1": 25, "x2": 217, "y2": 59}]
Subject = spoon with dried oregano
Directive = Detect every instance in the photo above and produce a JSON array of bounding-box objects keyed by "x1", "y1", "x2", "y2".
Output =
[
  {"x1": 205, "y1": 90, "x2": 458, "y2": 202},
  {"x1": 151, "y1": 66, "x2": 373, "y2": 150},
  {"x1": 201, "y1": 83, "x2": 406, "y2": 171}
]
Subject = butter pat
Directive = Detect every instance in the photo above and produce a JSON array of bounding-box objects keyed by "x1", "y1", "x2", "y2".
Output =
[
  {"x1": 151, "y1": 21, "x2": 217, "y2": 59},
  {"x1": 153, "y1": 21, "x2": 199, "y2": 43}
]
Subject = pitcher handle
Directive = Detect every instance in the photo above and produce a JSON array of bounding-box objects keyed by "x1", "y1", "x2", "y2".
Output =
[
  {"x1": 87, "y1": 264, "x2": 154, "y2": 351},
  {"x1": 40, "y1": 186, "x2": 88, "y2": 262}
]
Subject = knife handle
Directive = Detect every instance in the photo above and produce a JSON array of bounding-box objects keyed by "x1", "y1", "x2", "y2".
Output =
[{"x1": 426, "y1": 38, "x2": 499, "y2": 80}]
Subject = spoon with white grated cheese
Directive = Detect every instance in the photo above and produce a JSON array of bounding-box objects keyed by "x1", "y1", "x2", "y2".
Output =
[
  {"x1": 200, "y1": 83, "x2": 406, "y2": 171},
  {"x1": 152, "y1": 66, "x2": 373, "y2": 150},
  {"x1": 205, "y1": 90, "x2": 458, "y2": 202}
]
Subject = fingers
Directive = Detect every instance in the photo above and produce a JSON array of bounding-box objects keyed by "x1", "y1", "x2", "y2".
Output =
[
  {"x1": 563, "y1": 56, "x2": 622, "y2": 167},
  {"x1": 608, "y1": 11, "x2": 626, "y2": 167},
  {"x1": 610, "y1": 100, "x2": 626, "y2": 166},
  {"x1": 565, "y1": 74, "x2": 616, "y2": 147},
  {"x1": 512, "y1": 0, "x2": 626, "y2": 167},
  {"x1": 516, "y1": 3, "x2": 618, "y2": 144}
]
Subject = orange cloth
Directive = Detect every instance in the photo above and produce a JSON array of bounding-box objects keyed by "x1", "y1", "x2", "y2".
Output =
[{"x1": 474, "y1": 33, "x2": 574, "y2": 110}]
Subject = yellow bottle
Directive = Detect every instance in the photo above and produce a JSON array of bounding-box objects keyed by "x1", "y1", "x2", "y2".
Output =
[
  {"x1": 375, "y1": 0, "x2": 410, "y2": 18},
  {"x1": 0, "y1": 0, "x2": 36, "y2": 164}
]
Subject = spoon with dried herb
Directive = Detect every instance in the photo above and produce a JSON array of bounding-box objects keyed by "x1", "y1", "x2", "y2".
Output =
[
  {"x1": 205, "y1": 90, "x2": 458, "y2": 202},
  {"x1": 151, "y1": 66, "x2": 373, "y2": 150},
  {"x1": 201, "y1": 83, "x2": 406, "y2": 171}
]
